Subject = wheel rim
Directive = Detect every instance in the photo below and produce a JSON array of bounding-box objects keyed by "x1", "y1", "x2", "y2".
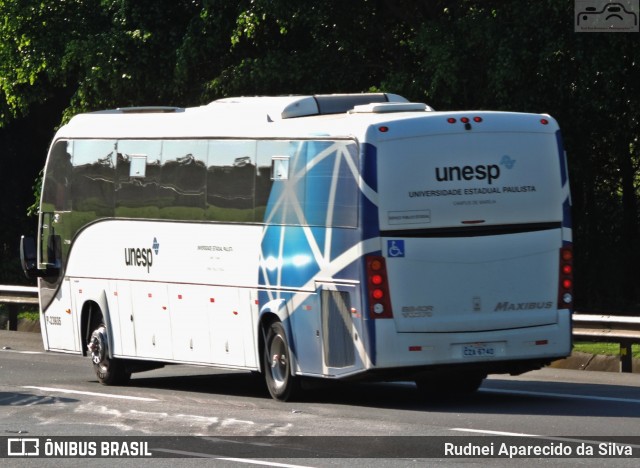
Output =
[
  {"x1": 268, "y1": 332, "x2": 288, "y2": 389},
  {"x1": 88, "y1": 326, "x2": 109, "y2": 372}
]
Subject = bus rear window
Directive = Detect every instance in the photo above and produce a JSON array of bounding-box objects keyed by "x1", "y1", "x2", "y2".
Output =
[{"x1": 377, "y1": 132, "x2": 564, "y2": 231}]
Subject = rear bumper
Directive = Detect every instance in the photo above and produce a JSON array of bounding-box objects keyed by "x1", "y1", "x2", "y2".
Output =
[{"x1": 370, "y1": 310, "x2": 572, "y2": 376}]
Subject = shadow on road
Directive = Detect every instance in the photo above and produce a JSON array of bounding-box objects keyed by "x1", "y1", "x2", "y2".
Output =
[{"x1": 123, "y1": 369, "x2": 640, "y2": 418}]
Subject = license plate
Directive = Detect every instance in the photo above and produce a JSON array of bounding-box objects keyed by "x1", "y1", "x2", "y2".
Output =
[{"x1": 462, "y1": 343, "x2": 497, "y2": 358}]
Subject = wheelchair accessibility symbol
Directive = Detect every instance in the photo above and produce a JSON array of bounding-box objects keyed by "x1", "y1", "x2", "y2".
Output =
[{"x1": 387, "y1": 240, "x2": 405, "y2": 258}]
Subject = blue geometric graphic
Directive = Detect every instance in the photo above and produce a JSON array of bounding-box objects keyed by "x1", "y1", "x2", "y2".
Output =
[{"x1": 258, "y1": 140, "x2": 367, "y2": 298}]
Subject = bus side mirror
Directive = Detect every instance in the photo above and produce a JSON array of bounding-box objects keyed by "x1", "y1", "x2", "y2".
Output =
[
  {"x1": 20, "y1": 235, "x2": 61, "y2": 279},
  {"x1": 20, "y1": 235, "x2": 38, "y2": 279}
]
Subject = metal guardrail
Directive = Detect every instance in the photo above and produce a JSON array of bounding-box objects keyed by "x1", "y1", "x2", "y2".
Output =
[
  {"x1": 1, "y1": 285, "x2": 639, "y2": 371},
  {"x1": 572, "y1": 313, "x2": 640, "y2": 373},
  {"x1": 0, "y1": 285, "x2": 39, "y2": 331}
]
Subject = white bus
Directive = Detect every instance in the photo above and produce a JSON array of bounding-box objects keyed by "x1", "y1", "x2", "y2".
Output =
[{"x1": 21, "y1": 93, "x2": 573, "y2": 400}]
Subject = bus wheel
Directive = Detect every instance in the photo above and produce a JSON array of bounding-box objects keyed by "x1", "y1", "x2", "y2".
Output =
[
  {"x1": 263, "y1": 321, "x2": 299, "y2": 401},
  {"x1": 415, "y1": 373, "x2": 485, "y2": 397},
  {"x1": 87, "y1": 324, "x2": 131, "y2": 385}
]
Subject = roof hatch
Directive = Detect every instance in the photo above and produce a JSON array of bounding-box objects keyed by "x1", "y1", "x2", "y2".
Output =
[
  {"x1": 210, "y1": 93, "x2": 413, "y2": 120},
  {"x1": 350, "y1": 102, "x2": 432, "y2": 113}
]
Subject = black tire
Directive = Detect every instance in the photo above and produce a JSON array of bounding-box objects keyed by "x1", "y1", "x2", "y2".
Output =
[
  {"x1": 87, "y1": 323, "x2": 131, "y2": 385},
  {"x1": 415, "y1": 373, "x2": 485, "y2": 397},
  {"x1": 263, "y1": 321, "x2": 299, "y2": 401}
]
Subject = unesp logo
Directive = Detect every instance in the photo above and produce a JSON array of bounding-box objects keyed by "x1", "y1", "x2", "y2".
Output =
[
  {"x1": 124, "y1": 237, "x2": 159, "y2": 273},
  {"x1": 500, "y1": 155, "x2": 516, "y2": 169},
  {"x1": 435, "y1": 155, "x2": 516, "y2": 186}
]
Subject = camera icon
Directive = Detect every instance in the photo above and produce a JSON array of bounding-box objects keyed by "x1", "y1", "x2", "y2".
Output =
[
  {"x1": 576, "y1": 1, "x2": 639, "y2": 31},
  {"x1": 7, "y1": 438, "x2": 40, "y2": 457}
]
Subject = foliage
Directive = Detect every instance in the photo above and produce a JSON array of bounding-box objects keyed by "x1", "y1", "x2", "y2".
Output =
[
  {"x1": 573, "y1": 342, "x2": 640, "y2": 359},
  {"x1": 0, "y1": 0, "x2": 638, "y2": 311}
]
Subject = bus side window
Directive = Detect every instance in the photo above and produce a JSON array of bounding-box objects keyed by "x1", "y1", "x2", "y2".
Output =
[
  {"x1": 304, "y1": 141, "x2": 358, "y2": 228},
  {"x1": 115, "y1": 140, "x2": 161, "y2": 216},
  {"x1": 69, "y1": 139, "x2": 116, "y2": 218},
  {"x1": 37, "y1": 211, "x2": 62, "y2": 278},
  {"x1": 47, "y1": 234, "x2": 62, "y2": 268},
  {"x1": 207, "y1": 140, "x2": 256, "y2": 221},
  {"x1": 256, "y1": 140, "x2": 298, "y2": 224},
  {"x1": 160, "y1": 140, "x2": 207, "y2": 219},
  {"x1": 41, "y1": 140, "x2": 72, "y2": 212}
]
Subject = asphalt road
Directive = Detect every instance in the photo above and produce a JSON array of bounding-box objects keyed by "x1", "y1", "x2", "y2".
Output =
[{"x1": 2, "y1": 330, "x2": 640, "y2": 467}]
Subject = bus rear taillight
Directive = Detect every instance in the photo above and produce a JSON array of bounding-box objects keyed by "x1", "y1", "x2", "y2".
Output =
[
  {"x1": 366, "y1": 255, "x2": 393, "y2": 319},
  {"x1": 558, "y1": 246, "x2": 573, "y2": 309}
]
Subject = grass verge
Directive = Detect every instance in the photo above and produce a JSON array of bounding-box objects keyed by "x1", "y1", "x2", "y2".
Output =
[
  {"x1": 573, "y1": 342, "x2": 640, "y2": 359},
  {"x1": 18, "y1": 311, "x2": 39, "y2": 321}
]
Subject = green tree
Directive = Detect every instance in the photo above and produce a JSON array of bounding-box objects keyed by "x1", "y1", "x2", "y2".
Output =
[
  {"x1": 0, "y1": 0, "x2": 638, "y2": 312},
  {"x1": 384, "y1": 1, "x2": 640, "y2": 311},
  {"x1": 0, "y1": 0, "x2": 240, "y2": 122},
  {"x1": 0, "y1": 0, "x2": 242, "y2": 284}
]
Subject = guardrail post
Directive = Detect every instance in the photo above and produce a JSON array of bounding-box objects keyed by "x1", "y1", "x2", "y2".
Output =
[
  {"x1": 7, "y1": 303, "x2": 19, "y2": 331},
  {"x1": 620, "y1": 341, "x2": 633, "y2": 373}
]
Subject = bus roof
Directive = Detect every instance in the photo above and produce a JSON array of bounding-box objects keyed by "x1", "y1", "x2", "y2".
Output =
[{"x1": 54, "y1": 93, "x2": 558, "y2": 141}]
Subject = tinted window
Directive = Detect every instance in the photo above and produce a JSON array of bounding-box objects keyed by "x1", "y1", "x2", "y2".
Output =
[
  {"x1": 45, "y1": 138, "x2": 358, "y2": 228},
  {"x1": 160, "y1": 140, "x2": 207, "y2": 220},
  {"x1": 115, "y1": 140, "x2": 161, "y2": 217},
  {"x1": 42, "y1": 140, "x2": 72, "y2": 212},
  {"x1": 70, "y1": 140, "x2": 116, "y2": 217},
  {"x1": 207, "y1": 140, "x2": 256, "y2": 221}
]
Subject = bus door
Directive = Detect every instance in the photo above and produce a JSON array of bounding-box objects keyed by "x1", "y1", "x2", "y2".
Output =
[
  {"x1": 38, "y1": 211, "x2": 80, "y2": 352},
  {"x1": 42, "y1": 277, "x2": 80, "y2": 352}
]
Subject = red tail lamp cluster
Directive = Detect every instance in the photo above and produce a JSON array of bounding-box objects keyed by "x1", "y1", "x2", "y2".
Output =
[
  {"x1": 365, "y1": 255, "x2": 393, "y2": 319},
  {"x1": 558, "y1": 246, "x2": 573, "y2": 308}
]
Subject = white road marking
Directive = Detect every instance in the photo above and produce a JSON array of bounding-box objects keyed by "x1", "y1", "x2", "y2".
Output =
[
  {"x1": 152, "y1": 449, "x2": 316, "y2": 467},
  {"x1": 481, "y1": 387, "x2": 640, "y2": 405},
  {"x1": 22, "y1": 385, "x2": 158, "y2": 402}
]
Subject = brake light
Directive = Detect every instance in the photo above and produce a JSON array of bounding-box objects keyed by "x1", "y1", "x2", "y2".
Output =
[
  {"x1": 558, "y1": 246, "x2": 573, "y2": 308},
  {"x1": 366, "y1": 255, "x2": 393, "y2": 319},
  {"x1": 447, "y1": 116, "x2": 483, "y2": 124}
]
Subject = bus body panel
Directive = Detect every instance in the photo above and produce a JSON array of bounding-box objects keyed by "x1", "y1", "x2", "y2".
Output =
[
  {"x1": 38, "y1": 278, "x2": 80, "y2": 353},
  {"x1": 384, "y1": 230, "x2": 561, "y2": 333},
  {"x1": 112, "y1": 279, "x2": 136, "y2": 356},
  {"x1": 373, "y1": 310, "x2": 572, "y2": 369},
  {"x1": 65, "y1": 220, "x2": 263, "y2": 287},
  {"x1": 48, "y1": 219, "x2": 263, "y2": 368},
  {"x1": 373, "y1": 122, "x2": 569, "y2": 355}
]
